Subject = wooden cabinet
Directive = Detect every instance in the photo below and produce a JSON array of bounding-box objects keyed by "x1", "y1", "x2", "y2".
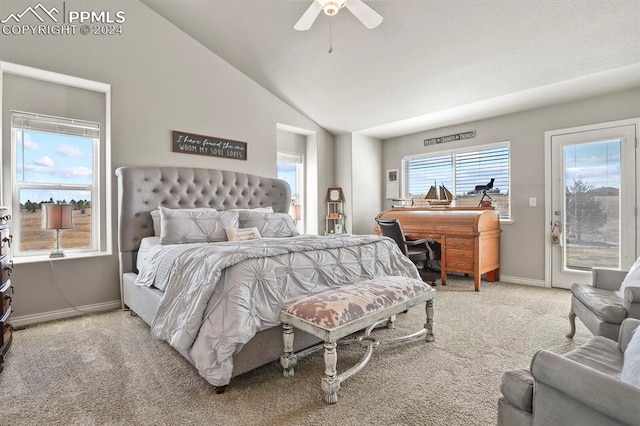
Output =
[
  {"x1": 375, "y1": 207, "x2": 501, "y2": 291},
  {"x1": 0, "y1": 208, "x2": 12, "y2": 374}
]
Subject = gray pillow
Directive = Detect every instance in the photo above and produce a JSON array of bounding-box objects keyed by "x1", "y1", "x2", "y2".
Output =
[
  {"x1": 159, "y1": 207, "x2": 238, "y2": 244},
  {"x1": 238, "y1": 211, "x2": 299, "y2": 238},
  {"x1": 151, "y1": 207, "x2": 217, "y2": 236}
]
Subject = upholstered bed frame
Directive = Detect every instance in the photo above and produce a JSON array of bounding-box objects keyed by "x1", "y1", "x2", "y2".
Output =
[{"x1": 116, "y1": 166, "x2": 318, "y2": 379}]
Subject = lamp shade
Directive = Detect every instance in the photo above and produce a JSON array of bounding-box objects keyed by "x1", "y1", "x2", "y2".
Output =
[
  {"x1": 43, "y1": 203, "x2": 74, "y2": 230},
  {"x1": 291, "y1": 204, "x2": 301, "y2": 221}
]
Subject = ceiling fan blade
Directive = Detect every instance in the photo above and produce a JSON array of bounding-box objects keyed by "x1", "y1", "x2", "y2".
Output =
[
  {"x1": 294, "y1": 2, "x2": 323, "y2": 31},
  {"x1": 345, "y1": 0, "x2": 383, "y2": 29}
]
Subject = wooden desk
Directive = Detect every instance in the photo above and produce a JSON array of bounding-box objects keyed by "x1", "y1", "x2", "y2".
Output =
[{"x1": 375, "y1": 207, "x2": 501, "y2": 291}]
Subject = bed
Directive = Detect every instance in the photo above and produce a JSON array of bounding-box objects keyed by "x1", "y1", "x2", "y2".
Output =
[{"x1": 116, "y1": 166, "x2": 420, "y2": 390}]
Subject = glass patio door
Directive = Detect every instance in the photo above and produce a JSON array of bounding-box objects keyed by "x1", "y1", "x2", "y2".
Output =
[{"x1": 549, "y1": 123, "x2": 637, "y2": 289}]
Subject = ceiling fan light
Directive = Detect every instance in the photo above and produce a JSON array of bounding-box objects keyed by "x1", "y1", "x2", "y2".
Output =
[{"x1": 318, "y1": 0, "x2": 347, "y2": 16}]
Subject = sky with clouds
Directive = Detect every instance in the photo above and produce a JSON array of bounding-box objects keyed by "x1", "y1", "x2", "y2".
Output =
[
  {"x1": 17, "y1": 129, "x2": 93, "y2": 203},
  {"x1": 564, "y1": 139, "x2": 620, "y2": 190}
]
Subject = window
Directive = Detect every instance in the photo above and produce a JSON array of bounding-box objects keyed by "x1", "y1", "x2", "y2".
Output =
[
  {"x1": 11, "y1": 111, "x2": 100, "y2": 257},
  {"x1": 403, "y1": 142, "x2": 511, "y2": 220},
  {"x1": 277, "y1": 151, "x2": 304, "y2": 231}
]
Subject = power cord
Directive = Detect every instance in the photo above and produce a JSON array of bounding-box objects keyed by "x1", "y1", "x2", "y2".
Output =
[{"x1": 48, "y1": 258, "x2": 85, "y2": 315}]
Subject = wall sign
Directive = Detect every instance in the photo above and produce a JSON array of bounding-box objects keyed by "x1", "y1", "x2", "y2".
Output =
[
  {"x1": 424, "y1": 131, "x2": 476, "y2": 146},
  {"x1": 172, "y1": 130, "x2": 247, "y2": 160}
]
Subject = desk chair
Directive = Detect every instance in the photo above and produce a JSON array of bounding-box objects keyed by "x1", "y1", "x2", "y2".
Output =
[{"x1": 375, "y1": 218, "x2": 438, "y2": 283}]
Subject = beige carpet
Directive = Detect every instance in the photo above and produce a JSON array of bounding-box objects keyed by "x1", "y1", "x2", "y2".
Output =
[{"x1": 1, "y1": 278, "x2": 592, "y2": 426}]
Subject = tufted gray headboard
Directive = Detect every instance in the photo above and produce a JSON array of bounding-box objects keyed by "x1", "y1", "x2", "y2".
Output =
[{"x1": 115, "y1": 166, "x2": 291, "y2": 273}]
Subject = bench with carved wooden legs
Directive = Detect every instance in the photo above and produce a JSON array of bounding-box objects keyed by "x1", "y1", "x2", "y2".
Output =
[{"x1": 280, "y1": 276, "x2": 435, "y2": 404}]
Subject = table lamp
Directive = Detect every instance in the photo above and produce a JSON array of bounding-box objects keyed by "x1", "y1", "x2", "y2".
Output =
[
  {"x1": 290, "y1": 204, "x2": 301, "y2": 222},
  {"x1": 43, "y1": 203, "x2": 73, "y2": 258}
]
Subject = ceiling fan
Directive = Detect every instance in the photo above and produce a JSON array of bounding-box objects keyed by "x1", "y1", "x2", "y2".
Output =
[{"x1": 294, "y1": 0, "x2": 383, "y2": 31}]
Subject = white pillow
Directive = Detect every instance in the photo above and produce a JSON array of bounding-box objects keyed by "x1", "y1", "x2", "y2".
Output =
[
  {"x1": 225, "y1": 227, "x2": 262, "y2": 241},
  {"x1": 238, "y1": 211, "x2": 299, "y2": 238},
  {"x1": 617, "y1": 257, "x2": 640, "y2": 299},
  {"x1": 622, "y1": 327, "x2": 640, "y2": 388},
  {"x1": 159, "y1": 207, "x2": 238, "y2": 244},
  {"x1": 136, "y1": 236, "x2": 161, "y2": 272},
  {"x1": 150, "y1": 207, "x2": 217, "y2": 236}
]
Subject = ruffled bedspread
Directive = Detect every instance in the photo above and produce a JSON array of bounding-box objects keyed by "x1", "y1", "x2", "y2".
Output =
[{"x1": 136, "y1": 234, "x2": 419, "y2": 386}]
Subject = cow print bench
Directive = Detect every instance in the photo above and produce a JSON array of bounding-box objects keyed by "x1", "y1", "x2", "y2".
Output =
[{"x1": 280, "y1": 275, "x2": 435, "y2": 404}]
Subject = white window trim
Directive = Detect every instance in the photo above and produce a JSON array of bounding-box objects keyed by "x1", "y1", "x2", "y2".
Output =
[
  {"x1": 0, "y1": 61, "x2": 112, "y2": 263},
  {"x1": 401, "y1": 140, "x2": 512, "y2": 221},
  {"x1": 12, "y1": 112, "x2": 100, "y2": 257},
  {"x1": 277, "y1": 150, "x2": 305, "y2": 232}
]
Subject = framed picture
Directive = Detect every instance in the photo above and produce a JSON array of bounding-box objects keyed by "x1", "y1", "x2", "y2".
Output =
[
  {"x1": 334, "y1": 223, "x2": 343, "y2": 234},
  {"x1": 386, "y1": 169, "x2": 399, "y2": 199},
  {"x1": 327, "y1": 187, "x2": 343, "y2": 202}
]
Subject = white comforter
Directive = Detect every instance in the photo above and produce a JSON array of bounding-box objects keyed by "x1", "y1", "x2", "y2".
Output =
[{"x1": 136, "y1": 234, "x2": 419, "y2": 386}]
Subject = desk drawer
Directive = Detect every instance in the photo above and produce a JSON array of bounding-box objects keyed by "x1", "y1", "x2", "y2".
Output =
[
  {"x1": 446, "y1": 237, "x2": 474, "y2": 250},
  {"x1": 445, "y1": 249, "x2": 474, "y2": 271},
  {"x1": 1, "y1": 280, "x2": 12, "y2": 316},
  {"x1": 1, "y1": 256, "x2": 12, "y2": 285},
  {"x1": 1, "y1": 305, "x2": 11, "y2": 346},
  {"x1": 0, "y1": 322, "x2": 12, "y2": 363},
  {"x1": 0, "y1": 227, "x2": 10, "y2": 257}
]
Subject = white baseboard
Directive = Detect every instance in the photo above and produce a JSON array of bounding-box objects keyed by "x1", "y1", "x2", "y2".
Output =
[
  {"x1": 11, "y1": 300, "x2": 122, "y2": 328},
  {"x1": 500, "y1": 275, "x2": 547, "y2": 288}
]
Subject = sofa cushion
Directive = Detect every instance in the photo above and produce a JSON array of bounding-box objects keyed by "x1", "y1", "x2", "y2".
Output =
[
  {"x1": 564, "y1": 336, "x2": 624, "y2": 377},
  {"x1": 621, "y1": 327, "x2": 640, "y2": 387},
  {"x1": 571, "y1": 283, "x2": 627, "y2": 324},
  {"x1": 500, "y1": 368, "x2": 533, "y2": 412}
]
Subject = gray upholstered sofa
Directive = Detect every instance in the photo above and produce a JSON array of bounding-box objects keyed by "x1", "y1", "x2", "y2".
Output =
[{"x1": 497, "y1": 318, "x2": 640, "y2": 426}]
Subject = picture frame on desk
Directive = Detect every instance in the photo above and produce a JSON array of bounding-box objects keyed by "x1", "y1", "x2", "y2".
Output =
[{"x1": 334, "y1": 223, "x2": 343, "y2": 234}]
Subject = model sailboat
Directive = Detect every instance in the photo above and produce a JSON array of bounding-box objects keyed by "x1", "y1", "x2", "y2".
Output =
[{"x1": 425, "y1": 182, "x2": 455, "y2": 207}]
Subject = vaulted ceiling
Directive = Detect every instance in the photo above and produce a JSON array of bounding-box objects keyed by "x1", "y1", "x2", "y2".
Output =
[{"x1": 140, "y1": 0, "x2": 640, "y2": 139}]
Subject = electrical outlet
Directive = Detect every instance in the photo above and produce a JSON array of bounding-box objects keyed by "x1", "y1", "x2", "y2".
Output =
[{"x1": 529, "y1": 197, "x2": 537, "y2": 207}]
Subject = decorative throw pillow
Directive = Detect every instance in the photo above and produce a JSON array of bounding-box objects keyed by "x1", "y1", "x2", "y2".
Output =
[
  {"x1": 617, "y1": 257, "x2": 640, "y2": 299},
  {"x1": 238, "y1": 211, "x2": 299, "y2": 238},
  {"x1": 151, "y1": 207, "x2": 217, "y2": 236},
  {"x1": 159, "y1": 207, "x2": 238, "y2": 244},
  {"x1": 225, "y1": 227, "x2": 262, "y2": 242},
  {"x1": 621, "y1": 327, "x2": 640, "y2": 388}
]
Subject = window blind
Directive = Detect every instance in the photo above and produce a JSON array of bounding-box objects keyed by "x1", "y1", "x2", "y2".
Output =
[
  {"x1": 403, "y1": 142, "x2": 510, "y2": 219},
  {"x1": 403, "y1": 153, "x2": 453, "y2": 196},
  {"x1": 11, "y1": 111, "x2": 100, "y2": 139},
  {"x1": 455, "y1": 145, "x2": 510, "y2": 196}
]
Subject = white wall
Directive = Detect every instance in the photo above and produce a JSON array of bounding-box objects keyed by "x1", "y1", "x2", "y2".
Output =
[
  {"x1": 333, "y1": 133, "x2": 382, "y2": 235},
  {"x1": 277, "y1": 130, "x2": 307, "y2": 155},
  {"x1": 381, "y1": 88, "x2": 640, "y2": 283},
  {"x1": 0, "y1": 0, "x2": 334, "y2": 322},
  {"x1": 351, "y1": 134, "x2": 382, "y2": 235},
  {"x1": 335, "y1": 134, "x2": 352, "y2": 234}
]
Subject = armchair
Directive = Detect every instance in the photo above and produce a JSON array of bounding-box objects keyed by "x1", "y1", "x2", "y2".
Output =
[
  {"x1": 567, "y1": 267, "x2": 640, "y2": 341},
  {"x1": 498, "y1": 318, "x2": 640, "y2": 426}
]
